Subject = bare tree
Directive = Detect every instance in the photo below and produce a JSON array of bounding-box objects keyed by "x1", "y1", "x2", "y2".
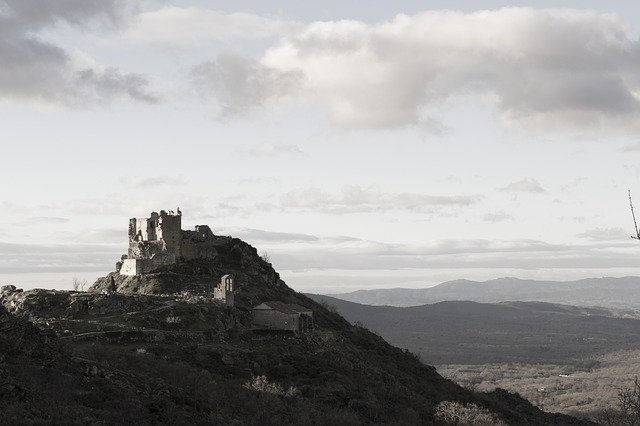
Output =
[
  {"x1": 72, "y1": 277, "x2": 88, "y2": 292},
  {"x1": 629, "y1": 190, "x2": 640, "y2": 240},
  {"x1": 600, "y1": 376, "x2": 640, "y2": 426},
  {"x1": 260, "y1": 251, "x2": 271, "y2": 263}
]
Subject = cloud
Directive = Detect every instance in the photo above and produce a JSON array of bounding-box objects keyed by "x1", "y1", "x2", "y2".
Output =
[
  {"x1": 27, "y1": 217, "x2": 69, "y2": 225},
  {"x1": 0, "y1": 200, "x2": 59, "y2": 214},
  {"x1": 500, "y1": 178, "x2": 545, "y2": 193},
  {"x1": 120, "y1": 175, "x2": 188, "y2": 188},
  {"x1": 483, "y1": 212, "x2": 514, "y2": 222},
  {"x1": 51, "y1": 228, "x2": 125, "y2": 244},
  {"x1": 623, "y1": 142, "x2": 640, "y2": 152},
  {"x1": 238, "y1": 143, "x2": 303, "y2": 157},
  {"x1": 577, "y1": 227, "x2": 630, "y2": 241},
  {"x1": 195, "y1": 8, "x2": 640, "y2": 133},
  {"x1": 0, "y1": 0, "x2": 157, "y2": 105},
  {"x1": 0, "y1": 241, "x2": 121, "y2": 273},
  {"x1": 191, "y1": 53, "x2": 303, "y2": 117},
  {"x1": 125, "y1": 6, "x2": 298, "y2": 44},
  {"x1": 216, "y1": 227, "x2": 319, "y2": 243},
  {"x1": 280, "y1": 185, "x2": 481, "y2": 213},
  {"x1": 263, "y1": 236, "x2": 640, "y2": 272}
]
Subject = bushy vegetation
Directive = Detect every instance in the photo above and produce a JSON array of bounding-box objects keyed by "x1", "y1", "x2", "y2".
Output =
[
  {"x1": 434, "y1": 401, "x2": 507, "y2": 425},
  {"x1": 244, "y1": 375, "x2": 300, "y2": 397},
  {"x1": 438, "y1": 350, "x2": 640, "y2": 420}
]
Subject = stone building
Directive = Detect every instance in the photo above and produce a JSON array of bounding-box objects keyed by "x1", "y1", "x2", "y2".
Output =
[
  {"x1": 252, "y1": 301, "x2": 314, "y2": 333},
  {"x1": 117, "y1": 209, "x2": 219, "y2": 276},
  {"x1": 213, "y1": 274, "x2": 234, "y2": 307}
]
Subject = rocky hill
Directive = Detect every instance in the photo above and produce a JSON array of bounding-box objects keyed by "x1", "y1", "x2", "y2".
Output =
[{"x1": 0, "y1": 234, "x2": 591, "y2": 424}]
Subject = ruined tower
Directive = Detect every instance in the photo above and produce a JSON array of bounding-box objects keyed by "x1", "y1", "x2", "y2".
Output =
[{"x1": 119, "y1": 209, "x2": 182, "y2": 276}]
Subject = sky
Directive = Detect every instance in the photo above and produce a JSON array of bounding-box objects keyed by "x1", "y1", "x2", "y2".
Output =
[{"x1": 3, "y1": 0, "x2": 640, "y2": 293}]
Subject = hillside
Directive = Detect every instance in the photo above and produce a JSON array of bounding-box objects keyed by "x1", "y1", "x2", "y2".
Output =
[
  {"x1": 328, "y1": 276, "x2": 640, "y2": 308},
  {"x1": 0, "y1": 235, "x2": 589, "y2": 425},
  {"x1": 307, "y1": 294, "x2": 640, "y2": 365}
]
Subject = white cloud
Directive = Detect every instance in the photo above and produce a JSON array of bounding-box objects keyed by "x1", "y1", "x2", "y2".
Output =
[
  {"x1": 0, "y1": 241, "x2": 121, "y2": 273},
  {"x1": 126, "y1": 6, "x2": 298, "y2": 44},
  {"x1": 500, "y1": 178, "x2": 545, "y2": 193},
  {"x1": 238, "y1": 143, "x2": 302, "y2": 157},
  {"x1": 623, "y1": 142, "x2": 640, "y2": 152},
  {"x1": 261, "y1": 235, "x2": 640, "y2": 272},
  {"x1": 577, "y1": 227, "x2": 630, "y2": 241},
  {"x1": 280, "y1": 185, "x2": 481, "y2": 213},
  {"x1": 120, "y1": 175, "x2": 188, "y2": 188},
  {"x1": 216, "y1": 227, "x2": 319, "y2": 243},
  {"x1": 196, "y1": 8, "x2": 640, "y2": 133}
]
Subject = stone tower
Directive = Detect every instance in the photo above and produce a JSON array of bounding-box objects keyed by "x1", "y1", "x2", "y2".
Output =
[{"x1": 119, "y1": 209, "x2": 182, "y2": 276}]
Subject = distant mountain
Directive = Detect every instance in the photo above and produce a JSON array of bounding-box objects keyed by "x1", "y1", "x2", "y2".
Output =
[
  {"x1": 328, "y1": 276, "x2": 640, "y2": 308},
  {"x1": 307, "y1": 294, "x2": 640, "y2": 365}
]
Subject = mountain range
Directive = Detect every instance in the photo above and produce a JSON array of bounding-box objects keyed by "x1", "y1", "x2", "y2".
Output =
[{"x1": 328, "y1": 276, "x2": 640, "y2": 309}]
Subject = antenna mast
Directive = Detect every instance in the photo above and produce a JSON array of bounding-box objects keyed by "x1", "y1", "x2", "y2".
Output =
[{"x1": 630, "y1": 190, "x2": 640, "y2": 240}]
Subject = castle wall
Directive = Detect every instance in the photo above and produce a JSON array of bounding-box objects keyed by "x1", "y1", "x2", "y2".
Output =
[
  {"x1": 120, "y1": 259, "x2": 143, "y2": 276},
  {"x1": 181, "y1": 241, "x2": 218, "y2": 261}
]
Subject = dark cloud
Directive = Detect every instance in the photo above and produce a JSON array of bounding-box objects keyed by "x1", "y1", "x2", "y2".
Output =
[
  {"x1": 191, "y1": 52, "x2": 303, "y2": 117},
  {"x1": 2, "y1": 0, "x2": 129, "y2": 28},
  {"x1": 0, "y1": 0, "x2": 157, "y2": 104}
]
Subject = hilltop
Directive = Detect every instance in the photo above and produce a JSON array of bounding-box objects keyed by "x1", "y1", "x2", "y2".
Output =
[{"x1": 0, "y1": 212, "x2": 590, "y2": 424}]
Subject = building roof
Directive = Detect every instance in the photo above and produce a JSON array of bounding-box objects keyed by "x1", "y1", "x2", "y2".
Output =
[{"x1": 253, "y1": 301, "x2": 312, "y2": 314}]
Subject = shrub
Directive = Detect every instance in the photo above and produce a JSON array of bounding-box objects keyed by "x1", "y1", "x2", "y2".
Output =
[
  {"x1": 434, "y1": 401, "x2": 506, "y2": 426},
  {"x1": 243, "y1": 375, "x2": 299, "y2": 397}
]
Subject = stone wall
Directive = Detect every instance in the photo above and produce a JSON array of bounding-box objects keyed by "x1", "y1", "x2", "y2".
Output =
[
  {"x1": 252, "y1": 310, "x2": 300, "y2": 331},
  {"x1": 213, "y1": 275, "x2": 234, "y2": 307}
]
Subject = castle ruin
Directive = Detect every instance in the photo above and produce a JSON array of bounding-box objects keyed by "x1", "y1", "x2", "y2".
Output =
[
  {"x1": 115, "y1": 209, "x2": 236, "y2": 305},
  {"x1": 118, "y1": 208, "x2": 217, "y2": 276}
]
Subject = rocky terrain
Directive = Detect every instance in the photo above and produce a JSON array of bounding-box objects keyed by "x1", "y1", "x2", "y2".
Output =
[{"x1": 0, "y1": 235, "x2": 591, "y2": 424}]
